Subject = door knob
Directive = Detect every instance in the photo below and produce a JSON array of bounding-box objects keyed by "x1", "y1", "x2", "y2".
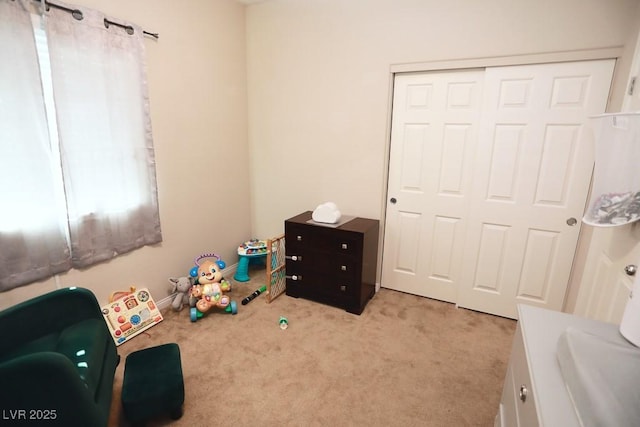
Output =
[
  {"x1": 625, "y1": 265, "x2": 637, "y2": 276},
  {"x1": 519, "y1": 384, "x2": 528, "y2": 403},
  {"x1": 390, "y1": 197, "x2": 397, "y2": 204},
  {"x1": 566, "y1": 217, "x2": 577, "y2": 226}
]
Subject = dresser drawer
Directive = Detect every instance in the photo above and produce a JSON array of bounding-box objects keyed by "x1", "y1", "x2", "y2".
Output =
[
  {"x1": 285, "y1": 223, "x2": 330, "y2": 251},
  {"x1": 331, "y1": 232, "x2": 361, "y2": 256},
  {"x1": 333, "y1": 255, "x2": 357, "y2": 279},
  {"x1": 286, "y1": 224, "x2": 361, "y2": 255},
  {"x1": 285, "y1": 274, "x2": 354, "y2": 299},
  {"x1": 285, "y1": 254, "x2": 357, "y2": 278},
  {"x1": 509, "y1": 323, "x2": 539, "y2": 426},
  {"x1": 285, "y1": 251, "x2": 324, "y2": 274}
]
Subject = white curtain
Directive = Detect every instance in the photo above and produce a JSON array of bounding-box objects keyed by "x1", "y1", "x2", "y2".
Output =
[
  {"x1": 0, "y1": 0, "x2": 162, "y2": 290},
  {"x1": 45, "y1": 3, "x2": 162, "y2": 267},
  {"x1": 0, "y1": 0, "x2": 72, "y2": 288}
]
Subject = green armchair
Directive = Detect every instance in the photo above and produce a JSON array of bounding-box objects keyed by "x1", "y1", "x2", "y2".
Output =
[{"x1": 0, "y1": 287, "x2": 119, "y2": 426}]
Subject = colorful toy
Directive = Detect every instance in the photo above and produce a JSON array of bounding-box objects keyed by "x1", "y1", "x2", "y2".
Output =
[
  {"x1": 237, "y1": 234, "x2": 286, "y2": 305},
  {"x1": 279, "y1": 316, "x2": 289, "y2": 330},
  {"x1": 189, "y1": 252, "x2": 226, "y2": 280},
  {"x1": 101, "y1": 288, "x2": 163, "y2": 345},
  {"x1": 188, "y1": 253, "x2": 237, "y2": 321},
  {"x1": 242, "y1": 285, "x2": 267, "y2": 305},
  {"x1": 234, "y1": 239, "x2": 269, "y2": 282},
  {"x1": 109, "y1": 286, "x2": 136, "y2": 303},
  {"x1": 168, "y1": 276, "x2": 195, "y2": 311}
]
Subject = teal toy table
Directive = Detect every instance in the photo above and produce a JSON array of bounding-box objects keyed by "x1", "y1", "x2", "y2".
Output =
[{"x1": 234, "y1": 239, "x2": 269, "y2": 282}]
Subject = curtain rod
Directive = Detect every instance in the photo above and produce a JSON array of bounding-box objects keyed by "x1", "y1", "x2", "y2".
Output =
[{"x1": 35, "y1": 0, "x2": 159, "y2": 39}]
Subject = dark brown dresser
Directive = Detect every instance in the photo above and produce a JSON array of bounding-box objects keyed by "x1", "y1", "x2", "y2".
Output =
[{"x1": 284, "y1": 211, "x2": 379, "y2": 315}]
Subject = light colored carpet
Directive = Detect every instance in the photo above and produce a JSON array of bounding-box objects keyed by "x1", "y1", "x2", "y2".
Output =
[{"x1": 108, "y1": 268, "x2": 516, "y2": 427}]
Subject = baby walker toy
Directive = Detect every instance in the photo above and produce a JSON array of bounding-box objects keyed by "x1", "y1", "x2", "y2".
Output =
[{"x1": 188, "y1": 253, "x2": 237, "y2": 322}]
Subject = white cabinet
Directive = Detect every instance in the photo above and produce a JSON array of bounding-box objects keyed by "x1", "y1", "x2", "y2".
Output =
[
  {"x1": 496, "y1": 313, "x2": 542, "y2": 427},
  {"x1": 495, "y1": 304, "x2": 620, "y2": 426}
]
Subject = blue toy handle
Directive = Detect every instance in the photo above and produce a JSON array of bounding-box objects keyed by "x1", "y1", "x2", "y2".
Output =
[
  {"x1": 190, "y1": 253, "x2": 226, "y2": 277},
  {"x1": 189, "y1": 266, "x2": 199, "y2": 278}
]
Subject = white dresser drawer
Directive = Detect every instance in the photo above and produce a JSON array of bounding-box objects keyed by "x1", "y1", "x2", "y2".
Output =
[
  {"x1": 497, "y1": 322, "x2": 539, "y2": 427},
  {"x1": 509, "y1": 322, "x2": 539, "y2": 426}
]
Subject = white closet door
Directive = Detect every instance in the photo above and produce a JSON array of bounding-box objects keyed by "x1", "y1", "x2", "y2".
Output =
[
  {"x1": 383, "y1": 59, "x2": 615, "y2": 319},
  {"x1": 457, "y1": 59, "x2": 615, "y2": 318},
  {"x1": 382, "y1": 70, "x2": 484, "y2": 303}
]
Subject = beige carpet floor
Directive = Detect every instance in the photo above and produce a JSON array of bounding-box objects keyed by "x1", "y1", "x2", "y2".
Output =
[{"x1": 108, "y1": 268, "x2": 516, "y2": 427}]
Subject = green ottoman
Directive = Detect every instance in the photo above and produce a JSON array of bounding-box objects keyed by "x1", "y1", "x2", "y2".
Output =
[{"x1": 121, "y1": 343, "x2": 184, "y2": 425}]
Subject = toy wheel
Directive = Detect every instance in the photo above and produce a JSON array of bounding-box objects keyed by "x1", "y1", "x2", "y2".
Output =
[
  {"x1": 190, "y1": 307, "x2": 198, "y2": 322},
  {"x1": 230, "y1": 300, "x2": 238, "y2": 315}
]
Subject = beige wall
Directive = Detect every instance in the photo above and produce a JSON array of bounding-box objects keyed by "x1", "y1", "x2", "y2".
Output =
[
  {"x1": 1, "y1": 0, "x2": 251, "y2": 309},
  {"x1": 4, "y1": 0, "x2": 640, "y2": 313},
  {"x1": 245, "y1": 0, "x2": 640, "y2": 308},
  {"x1": 246, "y1": 0, "x2": 640, "y2": 241}
]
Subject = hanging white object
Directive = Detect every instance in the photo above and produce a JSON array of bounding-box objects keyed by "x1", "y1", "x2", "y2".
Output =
[
  {"x1": 312, "y1": 202, "x2": 342, "y2": 224},
  {"x1": 583, "y1": 112, "x2": 640, "y2": 227}
]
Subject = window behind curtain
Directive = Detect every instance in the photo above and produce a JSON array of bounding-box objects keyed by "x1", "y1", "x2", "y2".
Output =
[{"x1": 0, "y1": 0, "x2": 162, "y2": 291}]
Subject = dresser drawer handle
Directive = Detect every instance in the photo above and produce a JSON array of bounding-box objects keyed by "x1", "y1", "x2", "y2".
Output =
[
  {"x1": 286, "y1": 255, "x2": 302, "y2": 261},
  {"x1": 296, "y1": 235, "x2": 303, "y2": 241},
  {"x1": 286, "y1": 275, "x2": 302, "y2": 281},
  {"x1": 341, "y1": 243, "x2": 348, "y2": 250},
  {"x1": 519, "y1": 384, "x2": 528, "y2": 403},
  {"x1": 340, "y1": 285, "x2": 347, "y2": 292},
  {"x1": 341, "y1": 265, "x2": 347, "y2": 271}
]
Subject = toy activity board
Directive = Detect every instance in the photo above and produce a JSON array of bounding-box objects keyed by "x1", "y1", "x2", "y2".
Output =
[
  {"x1": 237, "y1": 239, "x2": 269, "y2": 256},
  {"x1": 101, "y1": 288, "x2": 163, "y2": 346}
]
